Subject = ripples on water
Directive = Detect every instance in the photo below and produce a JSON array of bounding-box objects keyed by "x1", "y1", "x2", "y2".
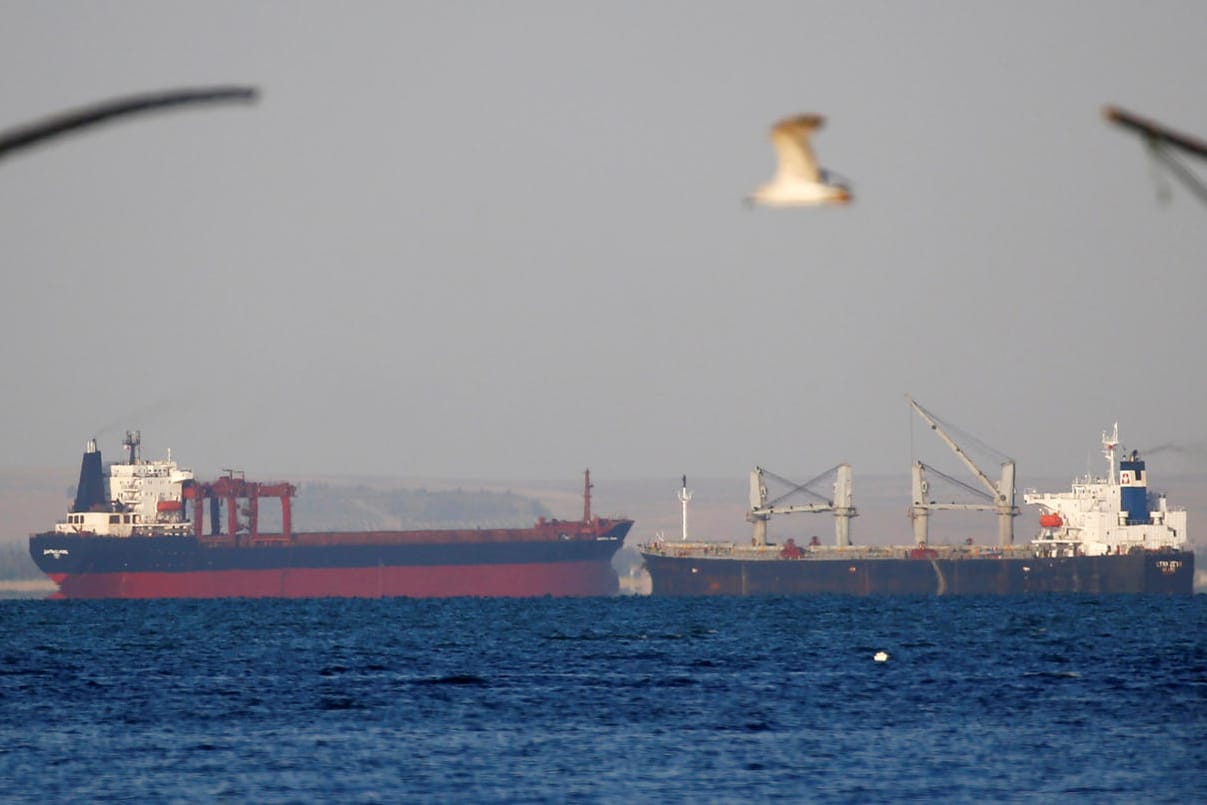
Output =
[{"x1": 1, "y1": 595, "x2": 1203, "y2": 803}]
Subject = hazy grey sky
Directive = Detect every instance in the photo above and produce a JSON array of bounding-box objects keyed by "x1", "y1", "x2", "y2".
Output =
[{"x1": 2, "y1": 2, "x2": 1205, "y2": 484}]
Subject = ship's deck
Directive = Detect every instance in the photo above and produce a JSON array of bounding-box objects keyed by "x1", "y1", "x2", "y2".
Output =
[{"x1": 640, "y1": 541, "x2": 1041, "y2": 562}]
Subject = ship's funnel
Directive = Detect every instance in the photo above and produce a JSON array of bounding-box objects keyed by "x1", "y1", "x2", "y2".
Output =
[
  {"x1": 1119, "y1": 450, "x2": 1150, "y2": 525},
  {"x1": 72, "y1": 438, "x2": 106, "y2": 513}
]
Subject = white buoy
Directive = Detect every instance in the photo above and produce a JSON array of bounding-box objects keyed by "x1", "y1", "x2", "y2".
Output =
[{"x1": 873, "y1": 651, "x2": 889, "y2": 663}]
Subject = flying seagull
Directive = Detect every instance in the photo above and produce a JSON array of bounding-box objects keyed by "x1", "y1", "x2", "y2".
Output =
[
  {"x1": 0, "y1": 85, "x2": 258, "y2": 162},
  {"x1": 747, "y1": 114, "x2": 852, "y2": 207}
]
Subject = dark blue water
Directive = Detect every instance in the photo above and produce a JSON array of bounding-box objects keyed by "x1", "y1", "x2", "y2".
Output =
[{"x1": 1, "y1": 596, "x2": 1204, "y2": 803}]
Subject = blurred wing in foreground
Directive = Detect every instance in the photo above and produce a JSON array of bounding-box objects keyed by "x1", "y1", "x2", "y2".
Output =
[
  {"x1": 1104, "y1": 105, "x2": 1207, "y2": 207},
  {"x1": 0, "y1": 86, "x2": 258, "y2": 162}
]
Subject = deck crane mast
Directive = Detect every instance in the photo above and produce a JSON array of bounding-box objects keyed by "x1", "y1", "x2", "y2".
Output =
[
  {"x1": 747, "y1": 464, "x2": 856, "y2": 547},
  {"x1": 908, "y1": 396, "x2": 1019, "y2": 547}
]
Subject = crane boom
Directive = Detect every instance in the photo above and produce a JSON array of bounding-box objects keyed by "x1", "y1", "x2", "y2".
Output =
[
  {"x1": 907, "y1": 396, "x2": 1018, "y2": 547},
  {"x1": 908, "y1": 396, "x2": 1005, "y2": 503}
]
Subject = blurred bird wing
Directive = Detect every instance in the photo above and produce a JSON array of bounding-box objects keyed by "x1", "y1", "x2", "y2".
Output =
[
  {"x1": 0, "y1": 86, "x2": 258, "y2": 161},
  {"x1": 770, "y1": 115, "x2": 824, "y2": 183}
]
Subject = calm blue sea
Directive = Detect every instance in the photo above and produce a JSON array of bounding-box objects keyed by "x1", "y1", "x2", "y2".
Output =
[{"x1": 1, "y1": 595, "x2": 1203, "y2": 803}]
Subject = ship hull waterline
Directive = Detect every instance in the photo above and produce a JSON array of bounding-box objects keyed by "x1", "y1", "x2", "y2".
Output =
[{"x1": 641, "y1": 550, "x2": 1194, "y2": 596}]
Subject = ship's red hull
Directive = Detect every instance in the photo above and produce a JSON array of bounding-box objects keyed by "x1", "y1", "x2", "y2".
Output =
[{"x1": 48, "y1": 559, "x2": 620, "y2": 599}]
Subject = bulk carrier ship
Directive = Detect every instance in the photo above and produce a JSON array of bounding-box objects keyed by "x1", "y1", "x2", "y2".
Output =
[
  {"x1": 29, "y1": 432, "x2": 632, "y2": 599},
  {"x1": 641, "y1": 401, "x2": 1193, "y2": 596}
]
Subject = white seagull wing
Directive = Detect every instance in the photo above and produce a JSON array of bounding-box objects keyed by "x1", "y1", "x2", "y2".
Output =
[{"x1": 770, "y1": 115, "x2": 824, "y2": 183}]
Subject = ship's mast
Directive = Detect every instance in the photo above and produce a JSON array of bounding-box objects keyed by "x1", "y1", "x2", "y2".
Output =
[
  {"x1": 679, "y1": 475, "x2": 692, "y2": 541},
  {"x1": 583, "y1": 469, "x2": 593, "y2": 523},
  {"x1": 123, "y1": 430, "x2": 141, "y2": 464},
  {"x1": 1102, "y1": 423, "x2": 1119, "y2": 486}
]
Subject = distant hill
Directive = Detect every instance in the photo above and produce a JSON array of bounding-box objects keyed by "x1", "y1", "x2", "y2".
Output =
[{"x1": 283, "y1": 481, "x2": 552, "y2": 532}]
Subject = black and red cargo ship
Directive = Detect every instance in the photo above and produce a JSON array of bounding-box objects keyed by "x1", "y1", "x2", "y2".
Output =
[{"x1": 29, "y1": 432, "x2": 632, "y2": 599}]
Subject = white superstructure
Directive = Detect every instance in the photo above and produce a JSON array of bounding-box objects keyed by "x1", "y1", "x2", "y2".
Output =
[
  {"x1": 53, "y1": 431, "x2": 195, "y2": 538},
  {"x1": 1023, "y1": 424, "x2": 1188, "y2": 557}
]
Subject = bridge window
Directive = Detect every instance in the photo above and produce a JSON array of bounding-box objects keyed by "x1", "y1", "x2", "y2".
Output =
[{"x1": 109, "y1": 514, "x2": 120, "y2": 524}]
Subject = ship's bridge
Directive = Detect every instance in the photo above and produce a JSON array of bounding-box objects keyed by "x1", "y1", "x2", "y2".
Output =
[
  {"x1": 1023, "y1": 431, "x2": 1187, "y2": 556},
  {"x1": 53, "y1": 433, "x2": 196, "y2": 538}
]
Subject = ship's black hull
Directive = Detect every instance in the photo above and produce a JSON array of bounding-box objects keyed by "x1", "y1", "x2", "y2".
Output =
[{"x1": 642, "y1": 550, "x2": 1194, "y2": 596}]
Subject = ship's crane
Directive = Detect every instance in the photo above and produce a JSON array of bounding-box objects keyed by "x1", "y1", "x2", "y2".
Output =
[
  {"x1": 181, "y1": 472, "x2": 297, "y2": 545},
  {"x1": 908, "y1": 396, "x2": 1018, "y2": 547},
  {"x1": 747, "y1": 464, "x2": 856, "y2": 547}
]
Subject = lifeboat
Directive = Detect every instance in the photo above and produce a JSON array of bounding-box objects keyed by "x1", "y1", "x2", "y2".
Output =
[
  {"x1": 156, "y1": 500, "x2": 184, "y2": 513},
  {"x1": 1039, "y1": 513, "x2": 1063, "y2": 528}
]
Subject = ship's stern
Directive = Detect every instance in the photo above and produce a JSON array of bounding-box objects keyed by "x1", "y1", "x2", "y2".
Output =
[{"x1": 1146, "y1": 550, "x2": 1194, "y2": 594}]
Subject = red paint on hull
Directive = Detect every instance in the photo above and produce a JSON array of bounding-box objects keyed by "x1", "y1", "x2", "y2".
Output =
[{"x1": 54, "y1": 560, "x2": 620, "y2": 599}]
